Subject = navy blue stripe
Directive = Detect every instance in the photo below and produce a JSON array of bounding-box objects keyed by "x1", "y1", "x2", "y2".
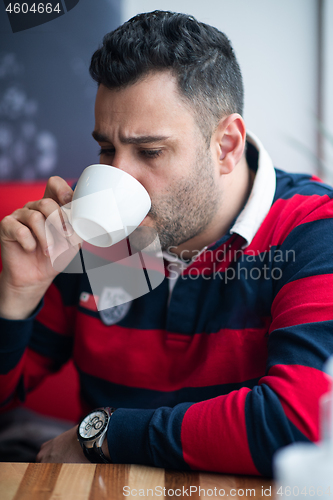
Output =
[
  {"x1": 267, "y1": 322, "x2": 333, "y2": 373},
  {"x1": 0, "y1": 301, "x2": 43, "y2": 374},
  {"x1": 30, "y1": 321, "x2": 73, "y2": 368},
  {"x1": 108, "y1": 404, "x2": 192, "y2": 469},
  {"x1": 77, "y1": 248, "x2": 278, "y2": 333},
  {"x1": 272, "y1": 219, "x2": 333, "y2": 298},
  {"x1": 53, "y1": 272, "x2": 82, "y2": 307},
  {"x1": 78, "y1": 369, "x2": 260, "y2": 410},
  {"x1": 166, "y1": 259, "x2": 274, "y2": 334},
  {"x1": 273, "y1": 169, "x2": 333, "y2": 202},
  {"x1": 245, "y1": 383, "x2": 311, "y2": 477},
  {"x1": 78, "y1": 276, "x2": 169, "y2": 328}
]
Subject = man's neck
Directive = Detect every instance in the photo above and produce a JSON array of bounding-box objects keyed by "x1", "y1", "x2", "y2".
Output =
[{"x1": 172, "y1": 155, "x2": 254, "y2": 260}]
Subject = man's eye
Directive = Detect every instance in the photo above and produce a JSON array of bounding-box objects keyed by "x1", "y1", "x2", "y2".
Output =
[
  {"x1": 98, "y1": 148, "x2": 115, "y2": 157},
  {"x1": 140, "y1": 150, "x2": 162, "y2": 159}
]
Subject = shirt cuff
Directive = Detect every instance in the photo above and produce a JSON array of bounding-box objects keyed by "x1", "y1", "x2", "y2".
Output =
[
  {"x1": 107, "y1": 403, "x2": 192, "y2": 469},
  {"x1": 107, "y1": 408, "x2": 155, "y2": 466}
]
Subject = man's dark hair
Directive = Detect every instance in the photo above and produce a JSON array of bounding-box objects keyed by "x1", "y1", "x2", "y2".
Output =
[{"x1": 89, "y1": 10, "x2": 244, "y2": 141}]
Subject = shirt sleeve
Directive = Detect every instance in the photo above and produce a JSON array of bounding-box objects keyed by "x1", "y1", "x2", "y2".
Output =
[
  {"x1": 106, "y1": 196, "x2": 333, "y2": 476},
  {"x1": 0, "y1": 274, "x2": 77, "y2": 411}
]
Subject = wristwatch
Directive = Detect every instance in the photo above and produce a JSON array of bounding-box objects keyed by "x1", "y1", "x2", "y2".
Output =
[{"x1": 77, "y1": 407, "x2": 115, "y2": 463}]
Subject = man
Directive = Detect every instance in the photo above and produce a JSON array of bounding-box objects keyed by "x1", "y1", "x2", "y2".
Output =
[{"x1": 0, "y1": 11, "x2": 332, "y2": 476}]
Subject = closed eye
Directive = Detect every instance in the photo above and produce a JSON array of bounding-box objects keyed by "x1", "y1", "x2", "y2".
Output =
[
  {"x1": 98, "y1": 148, "x2": 115, "y2": 157},
  {"x1": 98, "y1": 148, "x2": 163, "y2": 159},
  {"x1": 139, "y1": 149, "x2": 162, "y2": 159}
]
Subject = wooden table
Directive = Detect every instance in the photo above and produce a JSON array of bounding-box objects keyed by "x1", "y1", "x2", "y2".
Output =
[{"x1": 0, "y1": 462, "x2": 274, "y2": 500}]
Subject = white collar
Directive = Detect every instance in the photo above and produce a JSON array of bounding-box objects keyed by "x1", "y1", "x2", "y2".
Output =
[{"x1": 229, "y1": 130, "x2": 276, "y2": 247}]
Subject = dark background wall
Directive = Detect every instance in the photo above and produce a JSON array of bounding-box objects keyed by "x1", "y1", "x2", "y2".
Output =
[{"x1": 0, "y1": 0, "x2": 121, "y2": 180}]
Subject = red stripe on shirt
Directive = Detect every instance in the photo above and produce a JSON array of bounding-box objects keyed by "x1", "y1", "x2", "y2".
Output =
[
  {"x1": 248, "y1": 194, "x2": 333, "y2": 252},
  {"x1": 261, "y1": 364, "x2": 330, "y2": 441},
  {"x1": 310, "y1": 175, "x2": 323, "y2": 183},
  {"x1": 180, "y1": 195, "x2": 333, "y2": 277},
  {"x1": 24, "y1": 348, "x2": 56, "y2": 391},
  {"x1": 183, "y1": 235, "x2": 243, "y2": 275},
  {"x1": 74, "y1": 313, "x2": 269, "y2": 390},
  {"x1": 181, "y1": 388, "x2": 259, "y2": 474},
  {"x1": 270, "y1": 274, "x2": 333, "y2": 332},
  {"x1": 299, "y1": 201, "x2": 333, "y2": 225}
]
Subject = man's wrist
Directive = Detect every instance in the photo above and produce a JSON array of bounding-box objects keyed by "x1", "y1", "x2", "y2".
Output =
[{"x1": 0, "y1": 273, "x2": 45, "y2": 320}]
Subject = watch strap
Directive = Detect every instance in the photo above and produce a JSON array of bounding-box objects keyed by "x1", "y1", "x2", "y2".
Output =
[
  {"x1": 94, "y1": 441, "x2": 112, "y2": 464},
  {"x1": 81, "y1": 443, "x2": 105, "y2": 464},
  {"x1": 80, "y1": 437, "x2": 112, "y2": 464}
]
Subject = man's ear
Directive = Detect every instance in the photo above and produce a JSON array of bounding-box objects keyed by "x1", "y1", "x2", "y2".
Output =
[{"x1": 212, "y1": 113, "x2": 246, "y2": 175}]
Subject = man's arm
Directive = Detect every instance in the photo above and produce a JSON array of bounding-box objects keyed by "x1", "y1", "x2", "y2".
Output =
[{"x1": 0, "y1": 177, "x2": 79, "y2": 409}]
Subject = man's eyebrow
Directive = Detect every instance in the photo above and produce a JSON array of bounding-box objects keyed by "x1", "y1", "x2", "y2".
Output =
[
  {"x1": 121, "y1": 135, "x2": 171, "y2": 145},
  {"x1": 92, "y1": 131, "x2": 170, "y2": 145},
  {"x1": 92, "y1": 131, "x2": 111, "y2": 143}
]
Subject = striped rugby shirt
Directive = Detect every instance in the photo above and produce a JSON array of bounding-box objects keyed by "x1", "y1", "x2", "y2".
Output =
[{"x1": 1, "y1": 132, "x2": 333, "y2": 476}]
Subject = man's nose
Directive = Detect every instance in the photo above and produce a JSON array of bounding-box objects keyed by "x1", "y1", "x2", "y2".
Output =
[{"x1": 112, "y1": 154, "x2": 142, "y2": 184}]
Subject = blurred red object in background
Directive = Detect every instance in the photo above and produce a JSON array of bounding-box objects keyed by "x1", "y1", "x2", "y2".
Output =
[{"x1": 0, "y1": 182, "x2": 81, "y2": 423}]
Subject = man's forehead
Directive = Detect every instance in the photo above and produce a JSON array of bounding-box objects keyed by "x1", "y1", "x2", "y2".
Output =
[
  {"x1": 94, "y1": 72, "x2": 195, "y2": 119},
  {"x1": 93, "y1": 75, "x2": 198, "y2": 141},
  {"x1": 96, "y1": 72, "x2": 176, "y2": 99}
]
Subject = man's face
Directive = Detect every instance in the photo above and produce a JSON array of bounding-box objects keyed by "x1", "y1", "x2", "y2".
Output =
[{"x1": 93, "y1": 72, "x2": 221, "y2": 252}]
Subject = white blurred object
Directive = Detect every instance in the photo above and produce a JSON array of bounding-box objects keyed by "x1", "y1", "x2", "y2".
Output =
[
  {"x1": 274, "y1": 443, "x2": 333, "y2": 498},
  {"x1": 274, "y1": 357, "x2": 333, "y2": 498}
]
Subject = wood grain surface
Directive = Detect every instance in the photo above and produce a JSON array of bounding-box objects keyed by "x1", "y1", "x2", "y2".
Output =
[{"x1": 0, "y1": 463, "x2": 274, "y2": 500}]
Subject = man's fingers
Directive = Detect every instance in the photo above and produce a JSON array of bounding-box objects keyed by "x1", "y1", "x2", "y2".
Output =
[
  {"x1": 43, "y1": 175, "x2": 74, "y2": 206},
  {"x1": 0, "y1": 214, "x2": 38, "y2": 252},
  {"x1": 0, "y1": 197, "x2": 77, "y2": 258},
  {"x1": 10, "y1": 206, "x2": 56, "y2": 255},
  {"x1": 25, "y1": 199, "x2": 73, "y2": 240},
  {"x1": 4, "y1": 200, "x2": 73, "y2": 256},
  {"x1": 36, "y1": 439, "x2": 51, "y2": 462}
]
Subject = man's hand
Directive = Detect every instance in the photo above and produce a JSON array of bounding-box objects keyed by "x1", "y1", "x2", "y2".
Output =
[
  {"x1": 0, "y1": 176, "x2": 81, "y2": 319},
  {"x1": 36, "y1": 426, "x2": 90, "y2": 464}
]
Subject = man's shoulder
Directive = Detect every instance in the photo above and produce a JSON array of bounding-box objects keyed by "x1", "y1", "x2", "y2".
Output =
[
  {"x1": 252, "y1": 168, "x2": 333, "y2": 249},
  {"x1": 273, "y1": 168, "x2": 333, "y2": 202},
  {"x1": 270, "y1": 168, "x2": 333, "y2": 223}
]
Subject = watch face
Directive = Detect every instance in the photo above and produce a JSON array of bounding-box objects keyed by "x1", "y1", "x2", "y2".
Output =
[{"x1": 79, "y1": 409, "x2": 108, "y2": 441}]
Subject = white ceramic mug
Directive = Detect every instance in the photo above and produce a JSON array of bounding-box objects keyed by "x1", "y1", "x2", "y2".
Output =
[{"x1": 62, "y1": 164, "x2": 151, "y2": 247}]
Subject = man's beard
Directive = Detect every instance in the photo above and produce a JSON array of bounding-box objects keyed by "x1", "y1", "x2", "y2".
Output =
[{"x1": 129, "y1": 145, "x2": 220, "y2": 253}]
